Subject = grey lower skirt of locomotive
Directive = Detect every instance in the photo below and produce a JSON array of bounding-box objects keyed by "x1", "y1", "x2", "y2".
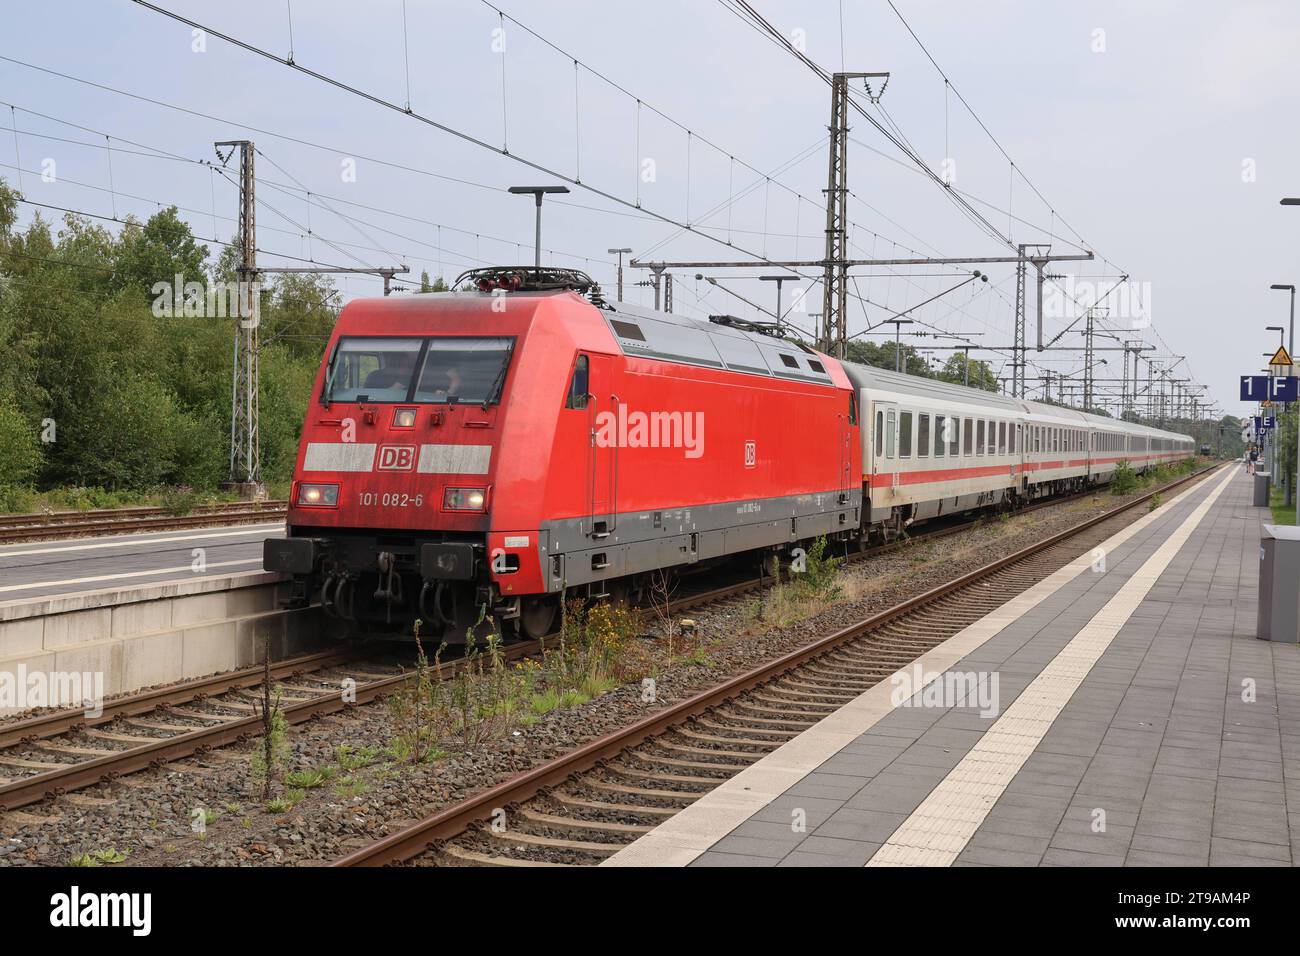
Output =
[{"x1": 264, "y1": 530, "x2": 496, "y2": 640}]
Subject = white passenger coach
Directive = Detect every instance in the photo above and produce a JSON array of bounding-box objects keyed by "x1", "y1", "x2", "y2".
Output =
[{"x1": 842, "y1": 363, "x2": 1195, "y2": 535}]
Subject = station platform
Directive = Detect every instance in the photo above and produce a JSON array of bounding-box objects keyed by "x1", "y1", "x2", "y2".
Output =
[
  {"x1": 606, "y1": 465, "x2": 1300, "y2": 867},
  {"x1": 0, "y1": 522, "x2": 284, "y2": 603}
]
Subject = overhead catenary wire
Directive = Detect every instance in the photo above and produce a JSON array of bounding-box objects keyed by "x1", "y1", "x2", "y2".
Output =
[{"x1": 0, "y1": 100, "x2": 613, "y2": 272}]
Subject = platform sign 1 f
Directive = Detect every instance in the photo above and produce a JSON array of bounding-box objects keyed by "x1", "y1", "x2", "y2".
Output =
[{"x1": 1241, "y1": 374, "x2": 1298, "y2": 403}]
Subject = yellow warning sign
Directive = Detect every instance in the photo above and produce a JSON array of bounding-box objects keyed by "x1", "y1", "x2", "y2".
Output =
[{"x1": 1269, "y1": 344, "x2": 1293, "y2": 367}]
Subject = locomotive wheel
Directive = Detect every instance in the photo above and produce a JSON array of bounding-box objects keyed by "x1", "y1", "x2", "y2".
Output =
[{"x1": 519, "y1": 597, "x2": 557, "y2": 640}]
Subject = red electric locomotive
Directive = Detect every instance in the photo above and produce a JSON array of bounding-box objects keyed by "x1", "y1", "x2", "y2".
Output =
[{"x1": 265, "y1": 267, "x2": 862, "y2": 640}]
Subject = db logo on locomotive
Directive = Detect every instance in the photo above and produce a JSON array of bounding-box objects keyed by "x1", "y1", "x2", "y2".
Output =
[{"x1": 377, "y1": 445, "x2": 416, "y2": 471}]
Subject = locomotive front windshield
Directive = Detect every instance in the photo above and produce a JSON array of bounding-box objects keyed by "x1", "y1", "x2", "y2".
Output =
[{"x1": 324, "y1": 336, "x2": 514, "y2": 405}]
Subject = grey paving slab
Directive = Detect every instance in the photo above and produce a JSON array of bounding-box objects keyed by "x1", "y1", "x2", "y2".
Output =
[{"x1": 688, "y1": 467, "x2": 1300, "y2": 867}]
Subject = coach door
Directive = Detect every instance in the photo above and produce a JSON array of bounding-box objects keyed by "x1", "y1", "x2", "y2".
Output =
[
  {"x1": 872, "y1": 400, "x2": 899, "y2": 506},
  {"x1": 585, "y1": 353, "x2": 617, "y2": 539}
]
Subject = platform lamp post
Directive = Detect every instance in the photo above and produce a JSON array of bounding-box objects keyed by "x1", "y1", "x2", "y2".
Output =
[
  {"x1": 883, "y1": 319, "x2": 914, "y2": 373},
  {"x1": 1268, "y1": 327, "x2": 1287, "y2": 486},
  {"x1": 1269, "y1": 284, "x2": 1295, "y2": 357},
  {"x1": 608, "y1": 247, "x2": 632, "y2": 301},
  {"x1": 1279, "y1": 200, "x2": 1300, "y2": 519},
  {"x1": 509, "y1": 185, "x2": 570, "y2": 267},
  {"x1": 1271, "y1": 285, "x2": 1297, "y2": 507}
]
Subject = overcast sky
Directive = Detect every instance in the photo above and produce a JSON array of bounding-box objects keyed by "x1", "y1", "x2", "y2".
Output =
[{"x1": 5, "y1": 0, "x2": 1299, "y2": 418}]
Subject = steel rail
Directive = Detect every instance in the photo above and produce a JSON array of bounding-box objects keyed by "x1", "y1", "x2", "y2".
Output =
[{"x1": 0, "y1": 641, "x2": 541, "y2": 811}]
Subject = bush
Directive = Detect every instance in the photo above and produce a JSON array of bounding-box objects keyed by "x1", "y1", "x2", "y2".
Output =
[
  {"x1": 0, "y1": 397, "x2": 40, "y2": 488},
  {"x1": 161, "y1": 484, "x2": 199, "y2": 516},
  {"x1": 0, "y1": 484, "x2": 35, "y2": 514},
  {"x1": 1111, "y1": 459, "x2": 1138, "y2": 495},
  {"x1": 791, "y1": 535, "x2": 843, "y2": 601}
]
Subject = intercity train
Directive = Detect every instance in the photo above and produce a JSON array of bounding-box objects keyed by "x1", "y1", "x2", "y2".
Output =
[{"x1": 264, "y1": 266, "x2": 1194, "y2": 640}]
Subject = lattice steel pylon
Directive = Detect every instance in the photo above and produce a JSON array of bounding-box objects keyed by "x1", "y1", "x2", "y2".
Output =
[
  {"x1": 820, "y1": 74, "x2": 850, "y2": 357},
  {"x1": 820, "y1": 72, "x2": 889, "y2": 359},
  {"x1": 1013, "y1": 246, "x2": 1027, "y2": 397},
  {"x1": 216, "y1": 140, "x2": 261, "y2": 490}
]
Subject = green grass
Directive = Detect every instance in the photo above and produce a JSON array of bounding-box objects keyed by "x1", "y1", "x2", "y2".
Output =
[{"x1": 1269, "y1": 486, "x2": 1297, "y2": 526}]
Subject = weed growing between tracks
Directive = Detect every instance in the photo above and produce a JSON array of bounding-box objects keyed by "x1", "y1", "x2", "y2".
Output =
[
  {"x1": 251, "y1": 638, "x2": 291, "y2": 806},
  {"x1": 751, "y1": 536, "x2": 852, "y2": 628},
  {"x1": 382, "y1": 602, "x2": 649, "y2": 771}
]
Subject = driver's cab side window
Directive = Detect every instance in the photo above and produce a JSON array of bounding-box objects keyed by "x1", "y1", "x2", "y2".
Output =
[{"x1": 565, "y1": 354, "x2": 590, "y2": 409}]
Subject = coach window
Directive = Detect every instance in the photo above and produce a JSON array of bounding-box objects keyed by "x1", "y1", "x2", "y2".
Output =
[
  {"x1": 875, "y1": 410, "x2": 884, "y2": 457},
  {"x1": 998, "y1": 421, "x2": 1007, "y2": 455},
  {"x1": 886, "y1": 409, "x2": 896, "y2": 458},
  {"x1": 975, "y1": 419, "x2": 985, "y2": 455},
  {"x1": 899, "y1": 411, "x2": 913, "y2": 457},
  {"x1": 918, "y1": 413, "x2": 931, "y2": 457},
  {"x1": 935, "y1": 415, "x2": 946, "y2": 458},
  {"x1": 963, "y1": 417, "x2": 973, "y2": 455},
  {"x1": 565, "y1": 355, "x2": 589, "y2": 410},
  {"x1": 1010, "y1": 423, "x2": 1018, "y2": 454},
  {"x1": 949, "y1": 418, "x2": 960, "y2": 456}
]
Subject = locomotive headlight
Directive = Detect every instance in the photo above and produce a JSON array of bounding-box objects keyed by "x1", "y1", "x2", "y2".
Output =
[
  {"x1": 393, "y1": 407, "x2": 417, "y2": 428},
  {"x1": 297, "y1": 483, "x2": 339, "y2": 507},
  {"x1": 443, "y1": 487, "x2": 487, "y2": 512}
]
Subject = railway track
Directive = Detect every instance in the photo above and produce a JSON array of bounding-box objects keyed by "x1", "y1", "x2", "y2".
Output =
[
  {"x1": 0, "y1": 641, "x2": 540, "y2": 813},
  {"x1": 0, "y1": 474, "x2": 1138, "y2": 817},
  {"x1": 333, "y1": 463, "x2": 1222, "y2": 867},
  {"x1": 0, "y1": 474, "x2": 1149, "y2": 818},
  {"x1": 0, "y1": 501, "x2": 288, "y2": 544}
]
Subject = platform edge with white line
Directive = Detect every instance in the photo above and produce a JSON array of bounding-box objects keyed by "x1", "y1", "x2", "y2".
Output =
[{"x1": 603, "y1": 465, "x2": 1232, "y2": 867}]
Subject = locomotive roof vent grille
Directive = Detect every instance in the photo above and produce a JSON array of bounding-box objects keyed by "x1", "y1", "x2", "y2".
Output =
[
  {"x1": 453, "y1": 265, "x2": 607, "y2": 306},
  {"x1": 609, "y1": 319, "x2": 646, "y2": 342}
]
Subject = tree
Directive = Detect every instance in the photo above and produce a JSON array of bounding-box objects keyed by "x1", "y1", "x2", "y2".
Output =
[
  {"x1": 0, "y1": 398, "x2": 40, "y2": 487},
  {"x1": 111, "y1": 206, "x2": 210, "y2": 306},
  {"x1": 419, "y1": 269, "x2": 448, "y2": 292},
  {"x1": 0, "y1": 180, "x2": 330, "y2": 498},
  {"x1": 0, "y1": 180, "x2": 17, "y2": 239},
  {"x1": 935, "y1": 353, "x2": 998, "y2": 392},
  {"x1": 844, "y1": 340, "x2": 932, "y2": 377}
]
